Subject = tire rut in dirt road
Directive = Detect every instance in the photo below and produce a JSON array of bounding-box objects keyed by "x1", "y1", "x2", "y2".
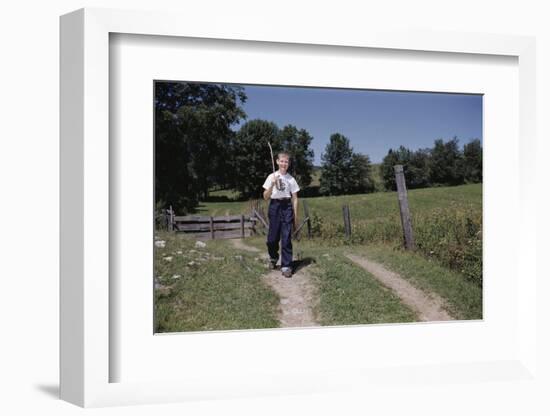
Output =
[
  {"x1": 345, "y1": 254, "x2": 453, "y2": 322},
  {"x1": 230, "y1": 239, "x2": 319, "y2": 328}
]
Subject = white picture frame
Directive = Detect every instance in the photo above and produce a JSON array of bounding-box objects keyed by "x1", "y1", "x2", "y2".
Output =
[{"x1": 60, "y1": 7, "x2": 537, "y2": 408}]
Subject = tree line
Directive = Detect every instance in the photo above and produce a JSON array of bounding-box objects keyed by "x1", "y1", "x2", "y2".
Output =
[
  {"x1": 155, "y1": 81, "x2": 482, "y2": 214},
  {"x1": 380, "y1": 137, "x2": 482, "y2": 191}
]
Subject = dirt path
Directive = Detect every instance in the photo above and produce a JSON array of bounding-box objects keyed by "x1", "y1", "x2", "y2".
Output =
[
  {"x1": 345, "y1": 254, "x2": 453, "y2": 322},
  {"x1": 230, "y1": 239, "x2": 319, "y2": 328}
]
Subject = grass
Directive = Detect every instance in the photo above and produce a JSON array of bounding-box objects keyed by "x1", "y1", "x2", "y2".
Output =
[
  {"x1": 243, "y1": 236, "x2": 417, "y2": 325},
  {"x1": 243, "y1": 236, "x2": 482, "y2": 322},
  {"x1": 370, "y1": 163, "x2": 385, "y2": 192},
  {"x1": 156, "y1": 183, "x2": 482, "y2": 331},
  {"x1": 194, "y1": 200, "x2": 247, "y2": 217},
  {"x1": 311, "y1": 248, "x2": 418, "y2": 325},
  {"x1": 198, "y1": 183, "x2": 481, "y2": 220},
  {"x1": 200, "y1": 184, "x2": 482, "y2": 284},
  {"x1": 303, "y1": 183, "x2": 481, "y2": 224},
  {"x1": 349, "y1": 244, "x2": 482, "y2": 320},
  {"x1": 154, "y1": 231, "x2": 279, "y2": 332},
  {"x1": 303, "y1": 184, "x2": 482, "y2": 285},
  {"x1": 207, "y1": 188, "x2": 242, "y2": 200},
  {"x1": 154, "y1": 230, "x2": 483, "y2": 332}
]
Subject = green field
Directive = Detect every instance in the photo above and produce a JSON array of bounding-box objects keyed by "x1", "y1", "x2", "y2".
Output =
[
  {"x1": 202, "y1": 183, "x2": 480, "y2": 219},
  {"x1": 156, "y1": 184, "x2": 482, "y2": 332},
  {"x1": 198, "y1": 184, "x2": 482, "y2": 284}
]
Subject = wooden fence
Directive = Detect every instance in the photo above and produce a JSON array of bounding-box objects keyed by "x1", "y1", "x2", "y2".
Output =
[
  {"x1": 168, "y1": 213, "x2": 261, "y2": 240},
  {"x1": 159, "y1": 198, "x2": 313, "y2": 241},
  {"x1": 160, "y1": 176, "x2": 417, "y2": 246},
  {"x1": 339, "y1": 165, "x2": 415, "y2": 249}
]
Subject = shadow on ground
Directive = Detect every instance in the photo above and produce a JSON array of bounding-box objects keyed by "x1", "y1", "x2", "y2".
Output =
[{"x1": 292, "y1": 257, "x2": 316, "y2": 273}]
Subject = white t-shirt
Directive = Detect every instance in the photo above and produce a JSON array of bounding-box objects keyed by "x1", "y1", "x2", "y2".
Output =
[{"x1": 262, "y1": 171, "x2": 300, "y2": 199}]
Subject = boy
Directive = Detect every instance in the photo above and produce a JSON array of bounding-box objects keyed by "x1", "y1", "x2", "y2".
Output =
[{"x1": 262, "y1": 152, "x2": 300, "y2": 278}]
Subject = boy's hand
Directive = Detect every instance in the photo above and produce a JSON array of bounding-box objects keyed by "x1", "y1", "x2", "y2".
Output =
[{"x1": 271, "y1": 173, "x2": 280, "y2": 188}]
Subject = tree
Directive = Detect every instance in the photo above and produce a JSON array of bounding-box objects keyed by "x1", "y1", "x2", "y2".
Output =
[
  {"x1": 231, "y1": 119, "x2": 281, "y2": 198},
  {"x1": 381, "y1": 146, "x2": 411, "y2": 190},
  {"x1": 429, "y1": 137, "x2": 465, "y2": 186},
  {"x1": 154, "y1": 82, "x2": 247, "y2": 213},
  {"x1": 319, "y1": 133, "x2": 374, "y2": 195},
  {"x1": 278, "y1": 125, "x2": 315, "y2": 188},
  {"x1": 407, "y1": 148, "x2": 431, "y2": 189},
  {"x1": 230, "y1": 121, "x2": 316, "y2": 199},
  {"x1": 381, "y1": 146, "x2": 431, "y2": 190},
  {"x1": 463, "y1": 139, "x2": 482, "y2": 183},
  {"x1": 349, "y1": 153, "x2": 375, "y2": 193}
]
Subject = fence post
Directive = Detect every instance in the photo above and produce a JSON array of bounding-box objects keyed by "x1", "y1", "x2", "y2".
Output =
[
  {"x1": 342, "y1": 204, "x2": 351, "y2": 239},
  {"x1": 394, "y1": 165, "x2": 415, "y2": 250},
  {"x1": 253, "y1": 208, "x2": 268, "y2": 230},
  {"x1": 250, "y1": 209, "x2": 256, "y2": 235},
  {"x1": 163, "y1": 209, "x2": 169, "y2": 230},
  {"x1": 168, "y1": 205, "x2": 174, "y2": 232},
  {"x1": 258, "y1": 200, "x2": 267, "y2": 226},
  {"x1": 210, "y1": 216, "x2": 214, "y2": 240},
  {"x1": 303, "y1": 200, "x2": 312, "y2": 239},
  {"x1": 240, "y1": 214, "x2": 245, "y2": 238}
]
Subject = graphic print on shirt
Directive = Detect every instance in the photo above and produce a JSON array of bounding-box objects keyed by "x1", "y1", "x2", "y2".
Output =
[{"x1": 262, "y1": 172, "x2": 300, "y2": 199}]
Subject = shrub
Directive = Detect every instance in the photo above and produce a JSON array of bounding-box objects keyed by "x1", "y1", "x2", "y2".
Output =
[
  {"x1": 155, "y1": 199, "x2": 170, "y2": 231},
  {"x1": 412, "y1": 207, "x2": 482, "y2": 286}
]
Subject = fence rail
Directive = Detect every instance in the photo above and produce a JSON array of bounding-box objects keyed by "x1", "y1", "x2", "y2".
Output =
[{"x1": 165, "y1": 210, "x2": 260, "y2": 240}]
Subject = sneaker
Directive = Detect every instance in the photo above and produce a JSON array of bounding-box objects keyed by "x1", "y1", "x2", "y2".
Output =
[
  {"x1": 269, "y1": 259, "x2": 278, "y2": 270},
  {"x1": 281, "y1": 267, "x2": 292, "y2": 278}
]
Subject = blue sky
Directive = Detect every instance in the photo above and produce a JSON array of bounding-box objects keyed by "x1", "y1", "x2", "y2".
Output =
[{"x1": 235, "y1": 84, "x2": 482, "y2": 165}]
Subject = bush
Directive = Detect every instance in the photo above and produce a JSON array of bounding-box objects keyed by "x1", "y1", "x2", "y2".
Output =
[
  {"x1": 309, "y1": 211, "x2": 324, "y2": 237},
  {"x1": 155, "y1": 199, "x2": 170, "y2": 231},
  {"x1": 412, "y1": 207, "x2": 482, "y2": 286}
]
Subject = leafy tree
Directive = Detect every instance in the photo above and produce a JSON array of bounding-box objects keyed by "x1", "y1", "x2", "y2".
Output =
[
  {"x1": 381, "y1": 146, "x2": 431, "y2": 190},
  {"x1": 319, "y1": 134, "x2": 353, "y2": 195},
  {"x1": 230, "y1": 121, "x2": 316, "y2": 198},
  {"x1": 407, "y1": 148, "x2": 431, "y2": 189},
  {"x1": 381, "y1": 146, "x2": 412, "y2": 191},
  {"x1": 155, "y1": 82, "x2": 247, "y2": 213},
  {"x1": 319, "y1": 133, "x2": 374, "y2": 195},
  {"x1": 231, "y1": 119, "x2": 281, "y2": 198},
  {"x1": 278, "y1": 125, "x2": 315, "y2": 188},
  {"x1": 349, "y1": 153, "x2": 375, "y2": 193},
  {"x1": 463, "y1": 139, "x2": 482, "y2": 183},
  {"x1": 429, "y1": 137, "x2": 465, "y2": 186}
]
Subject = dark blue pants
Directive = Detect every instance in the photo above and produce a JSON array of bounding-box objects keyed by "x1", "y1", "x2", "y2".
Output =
[{"x1": 267, "y1": 199, "x2": 294, "y2": 268}]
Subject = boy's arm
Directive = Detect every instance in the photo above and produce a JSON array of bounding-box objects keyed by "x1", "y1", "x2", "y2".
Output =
[
  {"x1": 263, "y1": 184, "x2": 274, "y2": 201},
  {"x1": 263, "y1": 173, "x2": 280, "y2": 200},
  {"x1": 291, "y1": 192, "x2": 299, "y2": 228}
]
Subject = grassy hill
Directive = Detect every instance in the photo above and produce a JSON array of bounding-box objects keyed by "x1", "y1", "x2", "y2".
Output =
[
  {"x1": 294, "y1": 163, "x2": 384, "y2": 192},
  {"x1": 201, "y1": 183, "x2": 480, "y2": 221},
  {"x1": 197, "y1": 183, "x2": 482, "y2": 285}
]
